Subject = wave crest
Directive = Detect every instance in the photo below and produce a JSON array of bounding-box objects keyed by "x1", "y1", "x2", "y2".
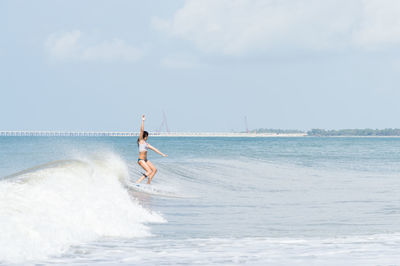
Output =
[{"x1": 0, "y1": 153, "x2": 165, "y2": 263}]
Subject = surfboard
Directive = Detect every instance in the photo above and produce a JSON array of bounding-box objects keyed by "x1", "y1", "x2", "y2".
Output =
[{"x1": 127, "y1": 182, "x2": 183, "y2": 198}]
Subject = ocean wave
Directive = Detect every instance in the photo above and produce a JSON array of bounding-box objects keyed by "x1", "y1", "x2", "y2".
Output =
[{"x1": 0, "y1": 153, "x2": 165, "y2": 263}]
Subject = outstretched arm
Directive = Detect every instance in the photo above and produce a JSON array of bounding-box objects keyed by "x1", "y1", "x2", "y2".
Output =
[
  {"x1": 139, "y1": 115, "x2": 145, "y2": 140},
  {"x1": 147, "y1": 144, "x2": 167, "y2": 157}
]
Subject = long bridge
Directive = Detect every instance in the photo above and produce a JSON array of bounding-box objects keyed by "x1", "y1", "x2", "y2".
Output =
[
  {"x1": 0, "y1": 131, "x2": 306, "y2": 137},
  {"x1": 0, "y1": 131, "x2": 139, "y2": 137}
]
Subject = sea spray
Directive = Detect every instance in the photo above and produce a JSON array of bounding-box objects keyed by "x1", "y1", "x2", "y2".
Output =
[{"x1": 0, "y1": 153, "x2": 165, "y2": 263}]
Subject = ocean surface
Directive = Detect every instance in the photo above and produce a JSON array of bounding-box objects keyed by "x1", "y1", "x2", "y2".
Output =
[{"x1": 1, "y1": 136, "x2": 400, "y2": 265}]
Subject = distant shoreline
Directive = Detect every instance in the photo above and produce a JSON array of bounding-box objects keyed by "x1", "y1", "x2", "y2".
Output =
[
  {"x1": 0, "y1": 131, "x2": 306, "y2": 137},
  {"x1": 4, "y1": 131, "x2": 400, "y2": 137}
]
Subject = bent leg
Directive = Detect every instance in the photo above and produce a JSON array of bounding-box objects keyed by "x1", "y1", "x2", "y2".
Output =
[
  {"x1": 146, "y1": 160, "x2": 158, "y2": 184},
  {"x1": 137, "y1": 160, "x2": 152, "y2": 183}
]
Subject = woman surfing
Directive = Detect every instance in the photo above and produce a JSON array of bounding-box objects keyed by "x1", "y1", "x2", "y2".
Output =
[{"x1": 136, "y1": 115, "x2": 167, "y2": 184}]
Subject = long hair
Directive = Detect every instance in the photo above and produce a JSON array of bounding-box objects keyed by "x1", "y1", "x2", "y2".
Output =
[{"x1": 137, "y1": 131, "x2": 149, "y2": 146}]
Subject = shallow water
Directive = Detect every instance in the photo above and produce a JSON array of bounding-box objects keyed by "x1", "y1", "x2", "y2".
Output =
[{"x1": 0, "y1": 136, "x2": 400, "y2": 265}]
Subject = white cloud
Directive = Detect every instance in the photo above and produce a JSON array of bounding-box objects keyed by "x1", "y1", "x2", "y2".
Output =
[
  {"x1": 153, "y1": 0, "x2": 400, "y2": 55},
  {"x1": 45, "y1": 30, "x2": 143, "y2": 62},
  {"x1": 45, "y1": 30, "x2": 81, "y2": 60},
  {"x1": 353, "y1": 0, "x2": 400, "y2": 49}
]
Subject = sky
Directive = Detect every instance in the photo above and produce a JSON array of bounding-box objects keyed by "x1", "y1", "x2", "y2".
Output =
[{"x1": 2, "y1": 0, "x2": 400, "y2": 132}]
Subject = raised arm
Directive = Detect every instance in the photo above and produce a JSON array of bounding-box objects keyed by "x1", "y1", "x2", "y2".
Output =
[
  {"x1": 139, "y1": 115, "x2": 145, "y2": 140},
  {"x1": 147, "y1": 144, "x2": 168, "y2": 157}
]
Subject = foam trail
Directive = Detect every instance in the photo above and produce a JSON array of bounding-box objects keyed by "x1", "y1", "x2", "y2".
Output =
[{"x1": 0, "y1": 153, "x2": 165, "y2": 263}]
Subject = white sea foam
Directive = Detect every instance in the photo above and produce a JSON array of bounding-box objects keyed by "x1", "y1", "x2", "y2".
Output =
[
  {"x1": 40, "y1": 234, "x2": 400, "y2": 265},
  {"x1": 0, "y1": 153, "x2": 165, "y2": 263}
]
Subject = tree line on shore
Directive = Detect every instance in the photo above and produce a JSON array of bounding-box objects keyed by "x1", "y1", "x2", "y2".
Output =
[{"x1": 307, "y1": 128, "x2": 400, "y2": 136}]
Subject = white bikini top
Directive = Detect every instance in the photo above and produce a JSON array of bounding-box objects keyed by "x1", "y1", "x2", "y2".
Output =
[{"x1": 138, "y1": 141, "x2": 148, "y2": 152}]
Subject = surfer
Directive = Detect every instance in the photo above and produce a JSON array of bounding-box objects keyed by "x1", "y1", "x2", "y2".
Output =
[{"x1": 136, "y1": 115, "x2": 167, "y2": 184}]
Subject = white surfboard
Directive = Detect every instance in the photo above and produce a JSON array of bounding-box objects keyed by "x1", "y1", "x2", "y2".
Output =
[{"x1": 127, "y1": 182, "x2": 183, "y2": 198}]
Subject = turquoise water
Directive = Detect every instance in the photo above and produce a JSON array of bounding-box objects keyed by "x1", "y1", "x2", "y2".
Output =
[{"x1": 1, "y1": 137, "x2": 400, "y2": 265}]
